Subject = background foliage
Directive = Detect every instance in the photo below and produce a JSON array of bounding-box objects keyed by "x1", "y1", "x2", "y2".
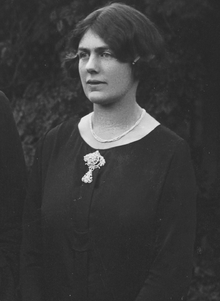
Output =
[{"x1": 1, "y1": 0, "x2": 219, "y2": 299}]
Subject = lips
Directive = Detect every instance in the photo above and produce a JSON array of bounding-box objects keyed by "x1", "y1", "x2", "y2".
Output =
[{"x1": 87, "y1": 80, "x2": 105, "y2": 85}]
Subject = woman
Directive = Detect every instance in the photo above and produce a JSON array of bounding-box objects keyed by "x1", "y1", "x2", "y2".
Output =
[
  {"x1": 0, "y1": 91, "x2": 27, "y2": 301},
  {"x1": 20, "y1": 3, "x2": 197, "y2": 301}
]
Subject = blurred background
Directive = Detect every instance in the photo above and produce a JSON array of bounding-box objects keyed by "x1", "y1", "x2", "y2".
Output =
[{"x1": 0, "y1": 0, "x2": 220, "y2": 299}]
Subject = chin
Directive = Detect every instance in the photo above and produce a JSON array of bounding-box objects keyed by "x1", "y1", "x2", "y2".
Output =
[
  {"x1": 89, "y1": 98, "x2": 117, "y2": 107},
  {"x1": 87, "y1": 93, "x2": 114, "y2": 106}
]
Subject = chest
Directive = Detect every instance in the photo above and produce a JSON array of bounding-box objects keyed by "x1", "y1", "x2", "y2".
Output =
[{"x1": 41, "y1": 144, "x2": 170, "y2": 236}]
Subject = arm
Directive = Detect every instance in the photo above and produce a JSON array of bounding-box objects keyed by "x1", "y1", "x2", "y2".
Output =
[
  {"x1": 135, "y1": 140, "x2": 197, "y2": 301},
  {"x1": 0, "y1": 92, "x2": 27, "y2": 300}
]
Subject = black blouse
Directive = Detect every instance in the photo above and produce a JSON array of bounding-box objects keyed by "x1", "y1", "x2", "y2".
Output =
[{"x1": 20, "y1": 118, "x2": 197, "y2": 301}]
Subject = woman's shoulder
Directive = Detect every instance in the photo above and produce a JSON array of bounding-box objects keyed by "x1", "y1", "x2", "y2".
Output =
[
  {"x1": 145, "y1": 125, "x2": 194, "y2": 177},
  {"x1": 155, "y1": 125, "x2": 184, "y2": 141},
  {"x1": 34, "y1": 117, "x2": 80, "y2": 166},
  {"x1": 44, "y1": 116, "x2": 80, "y2": 143},
  {"x1": 35, "y1": 117, "x2": 80, "y2": 158},
  {"x1": 147, "y1": 124, "x2": 189, "y2": 153}
]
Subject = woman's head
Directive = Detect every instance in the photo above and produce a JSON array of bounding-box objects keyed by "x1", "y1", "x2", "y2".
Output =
[
  {"x1": 77, "y1": 29, "x2": 139, "y2": 106},
  {"x1": 65, "y1": 2, "x2": 165, "y2": 82}
]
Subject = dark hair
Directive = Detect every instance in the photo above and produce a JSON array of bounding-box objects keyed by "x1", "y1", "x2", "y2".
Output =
[{"x1": 64, "y1": 2, "x2": 165, "y2": 81}]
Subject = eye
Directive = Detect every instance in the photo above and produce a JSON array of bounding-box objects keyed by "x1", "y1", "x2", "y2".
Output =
[
  {"x1": 77, "y1": 51, "x2": 89, "y2": 60},
  {"x1": 100, "y1": 51, "x2": 114, "y2": 59}
]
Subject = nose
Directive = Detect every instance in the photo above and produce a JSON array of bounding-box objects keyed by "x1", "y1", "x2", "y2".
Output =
[{"x1": 86, "y1": 53, "x2": 99, "y2": 73}]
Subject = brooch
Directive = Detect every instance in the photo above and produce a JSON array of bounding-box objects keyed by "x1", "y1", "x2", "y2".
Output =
[{"x1": 82, "y1": 150, "x2": 106, "y2": 183}]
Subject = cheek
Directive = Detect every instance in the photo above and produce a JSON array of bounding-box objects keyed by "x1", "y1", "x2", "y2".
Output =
[
  {"x1": 111, "y1": 66, "x2": 134, "y2": 88},
  {"x1": 78, "y1": 64, "x2": 85, "y2": 81},
  {"x1": 78, "y1": 67, "x2": 87, "y2": 93}
]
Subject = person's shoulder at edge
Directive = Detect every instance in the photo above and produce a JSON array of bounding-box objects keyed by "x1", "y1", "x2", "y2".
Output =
[
  {"x1": 0, "y1": 91, "x2": 18, "y2": 132},
  {"x1": 0, "y1": 90, "x2": 7, "y2": 99},
  {"x1": 0, "y1": 91, "x2": 11, "y2": 109}
]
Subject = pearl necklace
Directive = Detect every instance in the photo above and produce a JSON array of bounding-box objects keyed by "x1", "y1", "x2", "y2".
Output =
[{"x1": 90, "y1": 109, "x2": 145, "y2": 143}]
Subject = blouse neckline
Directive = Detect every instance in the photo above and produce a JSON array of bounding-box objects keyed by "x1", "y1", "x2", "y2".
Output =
[{"x1": 76, "y1": 120, "x2": 161, "y2": 152}]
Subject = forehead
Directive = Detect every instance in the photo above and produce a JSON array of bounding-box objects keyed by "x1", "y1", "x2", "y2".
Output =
[{"x1": 78, "y1": 29, "x2": 108, "y2": 50}]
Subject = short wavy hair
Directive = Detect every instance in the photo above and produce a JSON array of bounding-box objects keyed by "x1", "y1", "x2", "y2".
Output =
[{"x1": 64, "y1": 2, "x2": 165, "y2": 82}]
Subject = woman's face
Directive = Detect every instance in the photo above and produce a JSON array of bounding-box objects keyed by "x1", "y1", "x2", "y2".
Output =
[{"x1": 78, "y1": 29, "x2": 137, "y2": 106}]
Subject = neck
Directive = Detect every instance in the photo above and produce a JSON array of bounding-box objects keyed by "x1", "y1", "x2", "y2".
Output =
[{"x1": 92, "y1": 101, "x2": 143, "y2": 140}]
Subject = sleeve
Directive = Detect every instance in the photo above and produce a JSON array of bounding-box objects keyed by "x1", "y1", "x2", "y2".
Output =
[
  {"x1": 135, "y1": 140, "x2": 197, "y2": 301},
  {"x1": 20, "y1": 138, "x2": 45, "y2": 301},
  {"x1": 0, "y1": 91, "x2": 27, "y2": 300}
]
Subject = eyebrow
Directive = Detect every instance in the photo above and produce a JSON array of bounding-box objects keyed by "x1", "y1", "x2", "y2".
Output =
[{"x1": 77, "y1": 46, "x2": 111, "y2": 52}]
